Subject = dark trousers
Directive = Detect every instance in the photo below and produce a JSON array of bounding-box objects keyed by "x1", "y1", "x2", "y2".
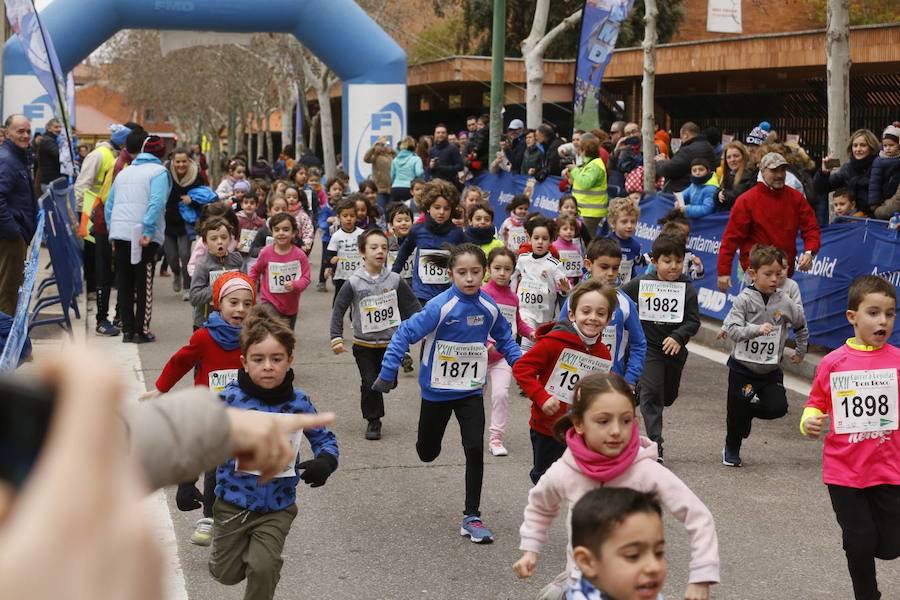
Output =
[
  {"x1": 416, "y1": 395, "x2": 485, "y2": 516},
  {"x1": 318, "y1": 243, "x2": 329, "y2": 284},
  {"x1": 352, "y1": 344, "x2": 386, "y2": 421},
  {"x1": 113, "y1": 240, "x2": 157, "y2": 336},
  {"x1": 725, "y1": 367, "x2": 788, "y2": 450},
  {"x1": 530, "y1": 429, "x2": 566, "y2": 484},
  {"x1": 828, "y1": 484, "x2": 900, "y2": 600},
  {"x1": 636, "y1": 345, "x2": 688, "y2": 448},
  {"x1": 93, "y1": 233, "x2": 115, "y2": 325},
  {"x1": 0, "y1": 237, "x2": 27, "y2": 316},
  {"x1": 332, "y1": 278, "x2": 346, "y2": 306},
  {"x1": 177, "y1": 469, "x2": 217, "y2": 519},
  {"x1": 163, "y1": 232, "x2": 193, "y2": 290},
  {"x1": 389, "y1": 187, "x2": 412, "y2": 205},
  {"x1": 83, "y1": 237, "x2": 97, "y2": 292}
]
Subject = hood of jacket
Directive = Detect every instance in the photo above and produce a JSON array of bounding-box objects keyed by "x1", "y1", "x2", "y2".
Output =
[
  {"x1": 131, "y1": 152, "x2": 164, "y2": 167},
  {"x1": 394, "y1": 149, "x2": 419, "y2": 167},
  {"x1": 535, "y1": 319, "x2": 587, "y2": 347},
  {"x1": 168, "y1": 158, "x2": 199, "y2": 187}
]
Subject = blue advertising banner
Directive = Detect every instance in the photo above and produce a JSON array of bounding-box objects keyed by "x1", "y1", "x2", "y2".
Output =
[
  {"x1": 572, "y1": 0, "x2": 635, "y2": 132},
  {"x1": 471, "y1": 173, "x2": 900, "y2": 349}
]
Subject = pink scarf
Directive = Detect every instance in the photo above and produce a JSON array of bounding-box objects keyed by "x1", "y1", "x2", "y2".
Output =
[{"x1": 565, "y1": 424, "x2": 640, "y2": 483}]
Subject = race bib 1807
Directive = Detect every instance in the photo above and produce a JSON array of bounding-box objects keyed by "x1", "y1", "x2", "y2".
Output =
[
  {"x1": 237, "y1": 421, "x2": 303, "y2": 478},
  {"x1": 638, "y1": 280, "x2": 685, "y2": 323},
  {"x1": 388, "y1": 250, "x2": 413, "y2": 279},
  {"x1": 430, "y1": 341, "x2": 487, "y2": 391},
  {"x1": 268, "y1": 260, "x2": 300, "y2": 293},
  {"x1": 558, "y1": 250, "x2": 584, "y2": 278},
  {"x1": 208, "y1": 369, "x2": 238, "y2": 393},
  {"x1": 544, "y1": 349, "x2": 612, "y2": 404},
  {"x1": 359, "y1": 290, "x2": 400, "y2": 334},
  {"x1": 733, "y1": 328, "x2": 782, "y2": 365},
  {"x1": 418, "y1": 249, "x2": 450, "y2": 285},
  {"x1": 830, "y1": 368, "x2": 898, "y2": 435}
]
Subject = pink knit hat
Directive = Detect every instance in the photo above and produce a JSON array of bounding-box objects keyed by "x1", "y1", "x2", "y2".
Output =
[{"x1": 212, "y1": 272, "x2": 256, "y2": 309}]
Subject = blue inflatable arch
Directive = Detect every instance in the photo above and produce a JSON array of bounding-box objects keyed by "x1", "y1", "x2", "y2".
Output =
[{"x1": 3, "y1": 0, "x2": 407, "y2": 182}]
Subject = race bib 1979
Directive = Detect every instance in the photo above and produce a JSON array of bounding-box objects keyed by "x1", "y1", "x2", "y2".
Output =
[
  {"x1": 418, "y1": 249, "x2": 450, "y2": 285},
  {"x1": 733, "y1": 328, "x2": 781, "y2": 365},
  {"x1": 430, "y1": 341, "x2": 487, "y2": 391},
  {"x1": 638, "y1": 280, "x2": 685, "y2": 323},
  {"x1": 558, "y1": 250, "x2": 583, "y2": 278},
  {"x1": 359, "y1": 290, "x2": 400, "y2": 334},
  {"x1": 830, "y1": 368, "x2": 898, "y2": 435},
  {"x1": 268, "y1": 260, "x2": 300, "y2": 293},
  {"x1": 544, "y1": 349, "x2": 612, "y2": 404}
]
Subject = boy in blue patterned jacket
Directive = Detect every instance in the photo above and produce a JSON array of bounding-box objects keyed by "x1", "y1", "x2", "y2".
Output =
[{"x1": 209, "y1": 306, "x2": 339, "y2": 600}]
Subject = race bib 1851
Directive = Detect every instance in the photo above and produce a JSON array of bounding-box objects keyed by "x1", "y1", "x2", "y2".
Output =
[
  {"x1": 830, "y1": 369, "x2": 898, "y2": 435},
  {"x1": 430, "y1": 341, "x2": 487, "y2": 391},
  {"x1": 335, "y1": 249, "x2": 360, "y2": 279},
  {"x1": 638, "y1": 280, "x2": 685, "y2": 323},
  {"x1": 359, "y1": 290, "x2": 400, "y2": 334},
  {"x1": 544, "y1": 349, "x2": 612, "y2": 404}
]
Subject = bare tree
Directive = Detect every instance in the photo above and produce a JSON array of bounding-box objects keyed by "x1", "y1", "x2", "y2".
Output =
[
  {"x1": 521, "y1": 2, "x2": 583, "y2": 128},
  {"x1": 302, "y1": 53, "x2": 339, "y2": 180},
  {"x1": 641, "y1": 0, "x2": 658, "y2": 193}
]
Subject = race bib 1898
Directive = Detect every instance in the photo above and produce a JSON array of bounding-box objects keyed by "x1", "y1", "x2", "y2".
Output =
[
  {"x1": 268, "y1": 260, "x2": 300, "y2": 293},
  {"x1": 733, "y1": 328, "x2": 781, "y2": 365},
  {"x1": 558, "y1": 250, "x2": 584, "y2": 278},
  {"x1": 638, "y1": 280, "x2": 685, "y2": 323},
  {"x1": 418, "y1": 249, "x2": 450, "y2": 285},
  {"x1": 830, "y1": 369, "x2": 898, "y2": 435},
  {"x1": 544, "y1": 349, "x2": 612, "y2": 404},
  {"x1": 359, "y1": 290, "x2": 400, "y2": 334},
  {"x1": 430, "y1": 341, "x2": 487, "y2": 391}
]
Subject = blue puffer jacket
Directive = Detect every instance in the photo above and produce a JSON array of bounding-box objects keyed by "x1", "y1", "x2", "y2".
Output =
[
  {"x1": 0, "y1": 140, "x2": 37, "y2": 241},
  {"x1": 390, "y1": 219, "x2": 466, "y2": 301},
  {"x1": 391, "y1": 149, "x2": 424, "y2": 188},
  {"x1": 317, "y1": 201, "x2": 336, "y2": 244},
  {"x1": 215, "y1": 378, "x2": 339, "y2": 513},
  {"x1": 682, "y1": 173, "x2": 719, "y2": 219}
]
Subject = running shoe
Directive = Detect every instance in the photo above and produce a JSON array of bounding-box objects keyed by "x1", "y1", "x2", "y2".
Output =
[
  {"x1": 182, "y1": 290, "x2": 191, "y2": 301},
  {"x1": 173, "y1": 276, "x2": 182, "y2": 293},
  {"x1": 95, "y1": 320, "x2": 121, "y2": 337},
  {"x1": 722, "y1": 446, "x2": 742, "y2": 467},
  {"x1": 190, "y1": 517, "x2": 214, "y2": 546},
  {"x1": 316, "y1": 281, "x2": 327, "y2": 293},
  {"x1": 489, "y1": 439, "x2": 508, "y2": 457},
  {"x1": 365, "y1": 418, "x2": 382, "y2": 441},
  {"x1": 460, "y1": 515, "x2": 494, "y2": 544}
]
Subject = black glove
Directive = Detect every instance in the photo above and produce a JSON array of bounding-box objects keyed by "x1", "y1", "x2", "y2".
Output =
[
  {"x1": 297, "y1": 453, "x2": 337, "y2": 488},
  {"x1": 176, "y1": 482, "x2": 203, "y2": 511},
  {"x1": 371, "y1": 377, "x2": 397, "y2": 393}
]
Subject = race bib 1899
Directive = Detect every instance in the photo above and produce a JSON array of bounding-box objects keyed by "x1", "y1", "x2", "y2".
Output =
[
  {"x1": 544, "y1": 349, "x2": 612, "y2": 404},
  {"x1": 359, "y1": 290, "x2": 400, "y2": 334},
  {"x1": 418, "y1": 249, "x2": 450, "y2": 285},
  {"x1": 733, "y1": 328, "x2": 781, "y2": 365},
  {"x1": 830, "y1": 369, "x2": 898, "y2": 435},
  {"x1": 430, "y1": 341, "x2": 487, "y2": 391},
  {"x1": 638, "y1": 280, "x2": 685, "y2": 323},
  {"x1": 268, "y1": 260, "x2": 300, "y2": 293}
]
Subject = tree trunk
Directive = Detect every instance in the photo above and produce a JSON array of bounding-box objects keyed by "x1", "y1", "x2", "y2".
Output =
[
  {"x1": 265, "y1": 110, "x2": 274, "y2": 162},
  {"x1": 317, "y1": 86, "x2": 336, "y2": 181},
  {"x1": 826, "y1": 0, "x2": 850, "y2": 163},
  {"x1": 256, "y1": 113, "x2": 265, "y2": 163},
  {"x1": 280, "y1": 86, "x2": 295, "y2": 148},
  {"x1": 309, "y1": 112, "x2": 320, "y2": 156},
  {"x1": 521, "y1": 5, "x2": 582, "y2": 129},
  {"x1": 206, "y1": 127, "x2": 221, "y2": 185},
  {"x1": 641, "y1": 0, "x2": 658, "y2": 194}
]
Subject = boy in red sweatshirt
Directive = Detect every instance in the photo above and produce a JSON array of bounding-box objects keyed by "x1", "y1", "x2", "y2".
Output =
[
  {"x1": 513, "y1": 279, "x2": 615, "y2": 483},
  {"x1": 140, "y1": 271, "x2": 256, "y2": 546}
]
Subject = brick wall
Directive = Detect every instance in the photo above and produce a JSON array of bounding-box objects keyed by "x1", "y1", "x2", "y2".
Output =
[{"x1": 671, "y1": 0, "x2": 824, "y2": 42}]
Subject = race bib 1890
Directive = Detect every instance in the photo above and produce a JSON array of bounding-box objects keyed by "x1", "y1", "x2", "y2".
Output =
[
  {"x1": 733, "y1": 328, "x2": 781, "y2": 365},
  {"x1": 830, "y1": 369, "x2": 898, "y2": 435},
  {"x1": 638, "y1": 280, "x2": 685, "y2": 323},
  {"x1": 544, "y1": 349, "x2": 612, "y2": 404},
  {"x1": 518, "y1": 279, "x2": 550, "y2": 312},
  {"x1": 268, "y1": 260, "x2": 300, "y2": 293},
  {"x1": 208, "y1": 369, "x2": 238, "y2": 393},
  {"x1": 430, "y1": 341, "x2": 487, "y2": 391},
  {"x1": 418, "y1": 249, "x2": 450, "y2": 285},
  {"x1": 359, "y1": 290, "x2": 400, "y2": 334},
  {"x1": 558, "y1": 250, "x2": 584, "y2": 278}
]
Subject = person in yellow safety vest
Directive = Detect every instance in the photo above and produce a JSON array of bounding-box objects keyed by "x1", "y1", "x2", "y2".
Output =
[{"x1": 568, "y1": 133, "x2": 608, "y2": 239}]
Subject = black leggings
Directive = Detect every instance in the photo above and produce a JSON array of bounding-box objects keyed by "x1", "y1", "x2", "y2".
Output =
[{"x1": 416, "y1": 395, "x2": 485, "y2": 516}]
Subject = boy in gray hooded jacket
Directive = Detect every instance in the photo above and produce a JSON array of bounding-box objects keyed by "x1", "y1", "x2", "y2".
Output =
[{"x1": 721, "y1": 245, "x2": 808, "y2": 467}]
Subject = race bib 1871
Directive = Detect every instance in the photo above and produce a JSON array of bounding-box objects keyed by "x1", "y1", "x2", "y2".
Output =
[
  {"x1": 638, "y1": 280, "x2": 685, "y2": 323},
  {"x1": 544, "y1": 349, "x2": 612, "y2": 404},
  {"x1": 830, "y1": 368, "x2": 899, "y2": 435},
  {"x1": 430, "y1": 341, "x2": 487, "y2": 391},
  {"x1": 418, "y1": 249, "x2": 450, "y2": 285},
  {"x1": 359, "y1": 290, "x2": 400, "y2": 334}
]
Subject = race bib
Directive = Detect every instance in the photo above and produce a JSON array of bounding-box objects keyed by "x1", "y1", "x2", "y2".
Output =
[
  {"x1": 498, "y1": 304, "x2": 518, "y2": 337},
  {"x1": 507, "y1": 226, "x2": 528, "y2": 250},
  {"x1": 208, "y1": 369, "x2": 238, "y2": 393},
  {"x1": 208, "y1": 269, "x2": 238, "y2": 289},
  {"x1": 265, "y1": 235, "x2": 274, "y2": 246},
  {"x1": 236, "y1": 421, "x2": 304, "y2": 478},
  {"x1": 830, "y1": 369, "x2": 899, "y2": 435},
  {"x1": 430, "y1": 341, "x2": 488, "y2": 391},
  {"x1": 238, "y1": 229, "x2": 256, "y2": 253},
  {"x1": 418, "y1": 249, "x2": 450, "y2": 285},
  {"x1": 638, "y1": 280, "x2": 685, "y2": 323},
  {"x1": 559, "y1": 250, "x2": 584, "y2": 278},
  {"x1": 733, "y1": 328, "x2": 782, "y2": 365},
  {"x1": 601, "y1": 326, "x2": 616, "y2": 356},
  {"x1": 544, "y1": 349, "x2": 612, "y2": 404},
  {"x1": 518, "y1": 279, "x2": 550, "y2": 312},
  {"x1": 617, "y1": 259, "x2": 634, "y2": 285},
  {"x1": 359, "y1": 290, "x2": 401, "y2": 334},
  {"x1": 335, "y1": 248, "x2": 361, "y2": 279},
  {"x1": 268, "y1": 260, "x2": 300, "y2": 293},
  {"x1": 388, "y1": 250, "x2": 413, "y2": 279}
]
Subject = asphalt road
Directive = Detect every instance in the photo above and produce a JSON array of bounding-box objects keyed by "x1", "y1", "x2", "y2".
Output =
[{"x1": 133, "y1": 249, "x2": 899, "y2": 600}]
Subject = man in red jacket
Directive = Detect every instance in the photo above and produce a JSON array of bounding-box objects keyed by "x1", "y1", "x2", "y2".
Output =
[{"x1": 717, "y1": 152, "x2": 820, "y2": 291}]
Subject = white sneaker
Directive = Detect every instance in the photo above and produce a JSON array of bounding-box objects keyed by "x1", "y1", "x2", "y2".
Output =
[
  {"x1": 489, "y1": 440, "x2": 508, "y2": 457},
  {"x1": 190, "y1": 517, "x2": 214, "y2": 546}
]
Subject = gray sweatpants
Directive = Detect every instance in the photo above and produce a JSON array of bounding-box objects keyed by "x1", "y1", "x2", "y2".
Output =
[{"x1": 637, "y1": 344, "x2": 688, "y2": 449}]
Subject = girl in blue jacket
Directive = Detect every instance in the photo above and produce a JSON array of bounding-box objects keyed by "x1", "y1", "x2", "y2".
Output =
[
  {"x1": 209, "y1": 306, "x2": 339, "y2": 600},
  {"x1": 374, "y1": 243, "x2": 522, "y2": 544},
  {"x1": 390, "y1": 179, "x2": 466, "y2": 304}
]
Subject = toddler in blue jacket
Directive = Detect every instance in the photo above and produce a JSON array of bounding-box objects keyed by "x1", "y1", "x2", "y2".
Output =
[{"x1": 209, "y1": 306, "x2": 339, "y2": 600}]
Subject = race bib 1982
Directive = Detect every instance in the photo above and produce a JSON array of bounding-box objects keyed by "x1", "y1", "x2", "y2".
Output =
[
  {"x1": 418, "y1": 249, "x2": 450, "y2": 285},
  {"x1": 430, "y1": 341, "x2": 487, "y2": 391},
  {"x1": 544, "y1": 349, "x2": 612, "y2": 404},
  {"x1": 830, "y1": 368, "x2": 898, "y2": 435},
  {"x1": 359, "y1": 290, "x2": 400, "y2": 334},
  {"x1": 268, "y1": 260, "x2": 300, "y2": 293},
  {"x1": 638, "y1": 280, "x2": 685, "y2": 323},
  {"x1": 733, "y1": 328, "x2": 781, "y2": 365}
]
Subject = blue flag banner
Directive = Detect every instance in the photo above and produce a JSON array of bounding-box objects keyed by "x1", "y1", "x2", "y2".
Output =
[
  {"x1": 572, "y1": 0, "x2": 635, "y2": 132},
  {"x1": 471, "y1": 172, "x2": 900, "y2": 349}
]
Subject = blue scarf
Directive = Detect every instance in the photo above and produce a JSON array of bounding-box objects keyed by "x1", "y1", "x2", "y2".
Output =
[{"x1": 203, "y1": 311, "x2": 242, "y2": 351}]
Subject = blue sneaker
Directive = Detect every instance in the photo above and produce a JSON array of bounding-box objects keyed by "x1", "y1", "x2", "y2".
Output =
[
  {"x1": 722, "y1": 446, "x2": 742, "y2": 467},
  {"x1": 95, "y1": 320, "x2": 121, "y2": 337},
  {"x1": 460, "y1": 515, "x2": 494, "y2": 544}
]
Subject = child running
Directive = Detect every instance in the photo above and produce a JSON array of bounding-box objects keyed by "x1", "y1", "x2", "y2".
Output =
[
  {"x1": 249, "y1": 194, "x2": 288, "y2": 258},
  {"x1": 466, "y1": 202, "x2": 504, "y2": 259},
  {"x1": 721, "y1": 245, "x2": 808, "y2": 467},
  {"x1": 622, "y1": 234, "x2": 701, "y2": 463},
  {"x1": 558, "y1": 194, "x2": 592, "y2": 246},
  {"x1": 190, "y1": 218, "x2": 245, "y2": 329},
  {"x1": 482, "y1": 247, "x2": 535, "y2": 456},
  {"x1": 208, "y1": 306, "x2": 339, "y2": 600},
  {"x1": 800, "y1": 275, "x2": 899, "y2": 600},
  {"x1": 330, "y1": 228, "x2": 421, "y2": 441},
  {"x1": 140, "y1": 272, "x2": 255, "y2": 545},
  {"x1": 553, "y1": 214, "x2": 586, "y2": 288},
  {"x1": 607, "y1": 197, "x2": 645, "y2": 286},
  {"x1": 566, "y1": 488, "x2": 668, "y2": 600},
  {"x1": 500, "y1": 194, "x2": 530, "y2": 252},
  {"x1": 324, "y1": 196, "x2": 365, "y2": 302},
  {"x1": 373, "y1": 243, "x2": 522, "y2": 543},
  {"x1": 513, "y1": 280, "x2": 615, "y2": 483},
  {"x1": 512, "y1": 372, "x2": 719, "y2": 600},
  {"x1": 316, "y1": 176, "x2": 346, "y2": 292},
  {"x1": 236, "y1": 192, "x2": 266, "y2": 256},
  {"x1": 248, "y1": 213, "x2": 311, "y2": 330}
]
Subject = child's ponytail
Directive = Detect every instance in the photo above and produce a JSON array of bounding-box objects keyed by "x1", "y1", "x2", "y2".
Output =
[{"x1": 552, "y1": 372, "x2": 635, "y2": 443}]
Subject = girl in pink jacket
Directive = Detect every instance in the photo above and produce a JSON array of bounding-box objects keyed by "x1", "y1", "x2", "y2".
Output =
[
  {"x1": 482, "y1": 247, "x2": 535, "y2": 457},
  {"x1": 512, "y1": 372, "x2": 720, "y2": 600}
]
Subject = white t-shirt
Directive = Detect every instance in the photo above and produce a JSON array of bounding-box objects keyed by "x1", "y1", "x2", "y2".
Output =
[{"x1": 327, "y1": 227, "x2": 364, "y2": 281}]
